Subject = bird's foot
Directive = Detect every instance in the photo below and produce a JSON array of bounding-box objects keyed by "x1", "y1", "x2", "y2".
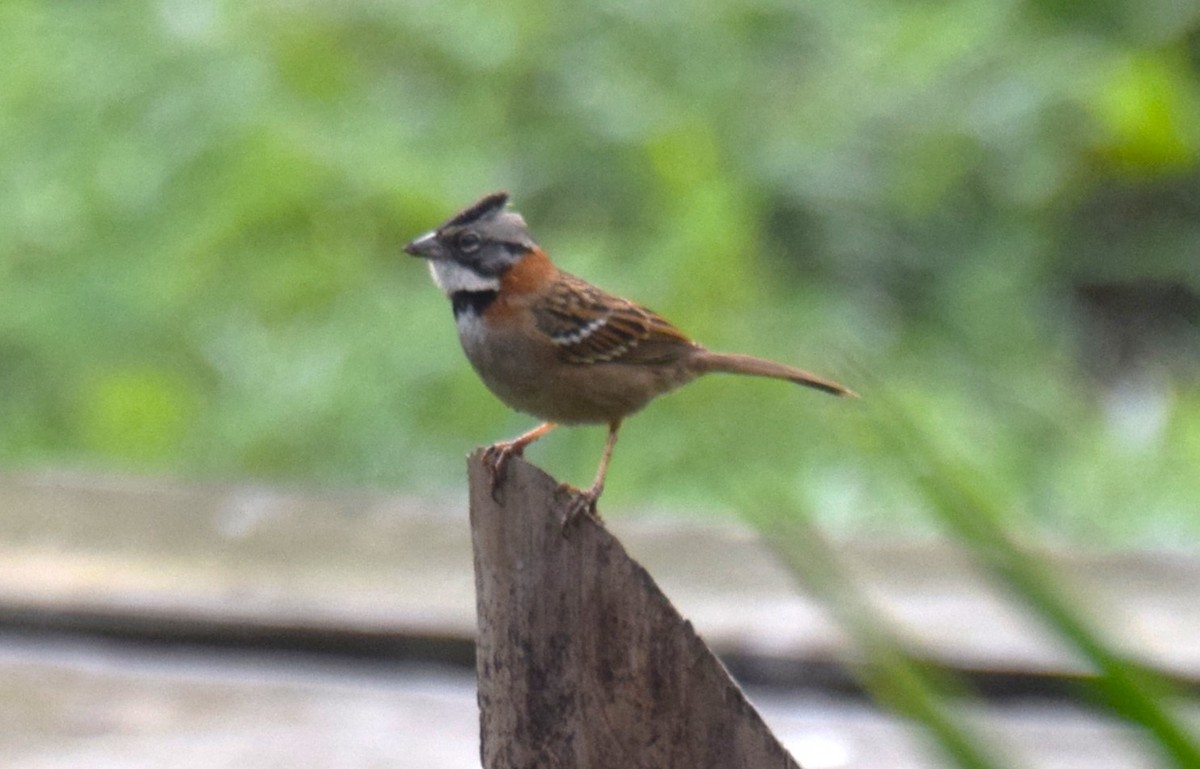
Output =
[
  {"x1": 482, "y1": 440, "x2": 524, "y2": 501},
  {"x1": 557, "y1": 482, "x2": 603, "y2": 532},
  {"x1": 481, "y1": 422, "x2": 557, "y2": 502}
]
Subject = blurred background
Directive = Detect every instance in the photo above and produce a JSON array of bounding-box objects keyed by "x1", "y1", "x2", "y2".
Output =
[
  {"x1": 3, "y1": 0, "x2": 1199, "y2": 544},
  {"x1": 2, "y1": 1, "x2": 1200, "y2": 767}
]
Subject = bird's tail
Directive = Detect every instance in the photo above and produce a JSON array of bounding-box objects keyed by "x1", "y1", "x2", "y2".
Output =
[{"x1": 691, "y1": 351, "x2": 856, "y2": 397}]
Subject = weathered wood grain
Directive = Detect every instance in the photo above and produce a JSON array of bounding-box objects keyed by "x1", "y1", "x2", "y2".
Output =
[{"x1": 469, "y1": 451, "x2": 801, "y2": 769}]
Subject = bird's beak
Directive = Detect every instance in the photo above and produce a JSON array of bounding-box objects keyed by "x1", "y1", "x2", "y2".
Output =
[{"x1": 403, "y1": 231, "x2": 444, "y2": 259}]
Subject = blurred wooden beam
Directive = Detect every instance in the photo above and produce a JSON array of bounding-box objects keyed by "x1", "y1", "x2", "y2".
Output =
[{"x1": 2, "y1": 470, "x2": 1200, "y2": 690}]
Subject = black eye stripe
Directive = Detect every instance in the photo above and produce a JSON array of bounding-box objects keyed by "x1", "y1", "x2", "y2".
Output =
[{"x1": 458, "y1": 231, "x2": 481, "y2": 252}]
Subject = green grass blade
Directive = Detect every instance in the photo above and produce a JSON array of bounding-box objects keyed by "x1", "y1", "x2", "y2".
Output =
[
  {"x1": 876, "y1": 400, "x2": 1200, "y2": 768},
  {"x1": 742, "y1": 499, "x2": 1019, "y2": 769}
]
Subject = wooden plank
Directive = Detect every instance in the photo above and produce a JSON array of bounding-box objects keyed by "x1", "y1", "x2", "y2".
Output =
[
  {"x1": 0, "y1": 470, "x2": 1198, "y2": 683},
  {"x1": 0, "y1": 637, "x2": 1172, "y2": 769}
]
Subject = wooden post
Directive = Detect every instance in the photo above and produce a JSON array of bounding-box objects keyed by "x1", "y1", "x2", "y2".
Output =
[{"x1": 469, "y1": 450, "x2": 802, "y2": 769}]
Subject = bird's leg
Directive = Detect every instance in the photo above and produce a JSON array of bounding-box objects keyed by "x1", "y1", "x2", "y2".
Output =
[
  {"x1": 563, "y1": 420, "x2": 621, "y2": 527},
  {"x1": 483, "y1": 422, "x2": 557, "y2": 498}
]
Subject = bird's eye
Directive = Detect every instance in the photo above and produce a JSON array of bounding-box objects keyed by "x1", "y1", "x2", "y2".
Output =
[{"x1": 458, "y1": 231, "x2": 481, "y2": 253}]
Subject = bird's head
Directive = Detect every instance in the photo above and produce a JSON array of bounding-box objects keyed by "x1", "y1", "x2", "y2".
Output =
[{"x1": 404, "y1": 191, "x2": 536, "y2": 296}]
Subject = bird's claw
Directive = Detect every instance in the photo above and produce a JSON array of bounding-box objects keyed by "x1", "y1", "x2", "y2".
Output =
[
  {"x1": 480, "y1": 422, "x2": 558, "y2": 503},
  {"x1": 483, "y1": 442, "x2": 522, "y2": 501},
  {"x1": 557, "y1": 483, "x2": 603, "y2": 532}
]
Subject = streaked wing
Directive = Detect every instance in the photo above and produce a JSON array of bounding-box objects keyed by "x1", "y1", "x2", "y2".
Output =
[{"x1": 532, "y1": 273, "x2": 697, "y2": 365}]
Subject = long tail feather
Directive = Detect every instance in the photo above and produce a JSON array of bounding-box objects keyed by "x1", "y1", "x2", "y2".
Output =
[{"x1": 692, "y1": 351, "x2": 857, "y2": 397}]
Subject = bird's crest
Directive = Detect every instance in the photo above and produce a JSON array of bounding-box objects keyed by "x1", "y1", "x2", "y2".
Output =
[{"x1": 443, "y1": 191, "x2": 510, "y2": 229}]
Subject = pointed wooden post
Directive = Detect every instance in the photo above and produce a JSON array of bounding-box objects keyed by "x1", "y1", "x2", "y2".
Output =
[{"x1": 469, "y1": 450, "x2": 802, "y2": 769}]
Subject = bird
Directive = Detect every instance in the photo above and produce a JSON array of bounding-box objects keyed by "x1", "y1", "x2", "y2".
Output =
[{"x1": 404, "y1": 191, "x2": 854, "y2": 521}]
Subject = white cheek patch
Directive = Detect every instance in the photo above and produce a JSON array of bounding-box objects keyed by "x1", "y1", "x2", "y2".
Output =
[{"x1": 427, "y1": 259, "x2": 500, "y2": 295}]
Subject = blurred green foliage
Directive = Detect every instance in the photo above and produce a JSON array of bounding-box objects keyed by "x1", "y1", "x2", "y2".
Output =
[{"x1": 2, "y1": 0, "x2": 1199, "y2": 545}]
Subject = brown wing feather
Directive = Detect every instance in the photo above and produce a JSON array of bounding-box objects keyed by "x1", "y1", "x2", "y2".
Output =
[{"x1": 533, "y1": 273, "x2": 697, "y2": 365}]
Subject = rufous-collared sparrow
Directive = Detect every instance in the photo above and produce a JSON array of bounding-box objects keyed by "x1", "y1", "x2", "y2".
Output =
[{"x1": 405, "y1": 192, "x2": 854, "y2": 520}]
